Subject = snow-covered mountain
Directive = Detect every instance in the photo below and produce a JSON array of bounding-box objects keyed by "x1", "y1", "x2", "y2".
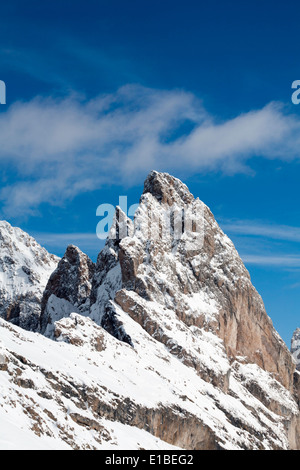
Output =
[
  {"x1": 0, "y1": 221, "x2": 59, "y2": 331},
  {"x1": 40, "y1": 244, "x2": 95, "y2": 336},
  {"x1": 0, "y1": 171, "x2": 299, "y2": 450},
  {"x1": 292, "y1": 328, "x2": 300, "y2": 371}
]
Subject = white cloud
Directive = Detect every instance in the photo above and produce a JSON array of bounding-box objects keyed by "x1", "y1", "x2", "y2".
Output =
[
  {"x1": 219, "y1": 219, "x2": 300, "y2": 268},
  {"x1": 241, "y1": 254, "x2": 300, "y2": 267},
  {"x1": 32, "y1": 231, "x2": 104, "y2": 257},
  {"x1": 220, "y1": 220, "x2": 300, "y2": 243},
  {"x1": 0, "y1": 84, "x2": 300, "y2": 215}
]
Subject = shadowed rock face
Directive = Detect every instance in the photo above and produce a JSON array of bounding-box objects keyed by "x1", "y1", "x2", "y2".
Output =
[
  {"x1": 292, "y1": 328, "x2": 300, "y2": 371},
  {"x1": 40, "y1": 245, "x2": 95, "y2": 334},
  {"x1": 143, "y1": 170, "x2": 195, "y2": 205}
]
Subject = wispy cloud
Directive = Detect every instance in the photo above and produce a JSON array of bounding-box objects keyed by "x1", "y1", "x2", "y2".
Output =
[
  {"x1": 33, "y1": 232, "x2": 98, "y2": 245},
  {"x1": 241, "y1": 254, "x2": 300, "y2": 267},
  {"x1": 219, "y1": 219, "x2": 300, "y2": 268},
  {"x1": 32, "y1": 231, "x2": 104, "y2": 258},
  {"x1": 0, "y1": 41, "x2": 139, "y2": 91},
  {"x1": 220, "y1": 220, "x2": 300, "y2": 243},
  {"x1": 289, "y1": 281, "x2": 300, "y2": 289},
  {"x1": 1, "y1": 84, "x2": 300, "y2": 216}
]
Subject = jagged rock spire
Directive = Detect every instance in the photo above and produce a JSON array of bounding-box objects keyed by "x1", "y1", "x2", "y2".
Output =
[
  {"x1": 0, "y1": 172, "x2": 300, "y2": 450},
  {"x1": 40, "y1": 244, "x2": 95, "y2": 334},
  {"x1": 143, "y1": 170, "x2": 194, "y2": 205},
  {"x1": 292, "y1": 328, "x2": 300, "y2": 371}
]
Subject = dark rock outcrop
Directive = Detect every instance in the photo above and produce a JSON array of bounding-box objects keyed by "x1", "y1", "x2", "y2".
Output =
[
  {"x1": 40, "y1": 245, "x2": 95, "y2": 334},
  {"x1": 292, "y1": 328, "x2": 300, "y2": 371}
]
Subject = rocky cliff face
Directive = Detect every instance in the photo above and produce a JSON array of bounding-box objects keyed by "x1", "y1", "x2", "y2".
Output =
[
  {"x1": 110, "y1": 171, "x2": 295, "y2": 391},
  {"x1": 292, "y1": 328, "x2": 300, "y2": 371},
  {"x1": 0, "y1": 221, "x2": 59, "y2": 331},
  {"x1": 0, "y1": 172, "x2": 299, "y2": 450},
  {"x1": 40, "y1": 244, "x2": 95, "y2": 336}
]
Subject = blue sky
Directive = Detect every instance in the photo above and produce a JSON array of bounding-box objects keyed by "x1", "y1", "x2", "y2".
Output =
[{"x1": 0, "y1": 0, "x2": 300, "y2": 345}]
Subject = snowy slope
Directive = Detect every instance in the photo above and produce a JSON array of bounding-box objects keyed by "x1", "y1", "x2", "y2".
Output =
[
  {"x1": 0, "y1": 314, "x2": 298, "y2": 450},
  {"x1": 0, "y1": 221, "x2": 59, "y2": 330},
  {"x1": 292, "y1": 328, "x2": 300, "y2": 371},
  {"x1": 0, "y1": 172, "x2": 299, "y2": 450}
]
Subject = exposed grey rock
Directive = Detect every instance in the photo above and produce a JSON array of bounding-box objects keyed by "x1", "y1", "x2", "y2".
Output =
[
  {"x1": 0, "y1": 171, "x2": 299, "y2": 450},
  {"x1": 292, "y1": 328, "x2": 300, "y2": 371},
  {"x1": 0, "y1": 221, "x2": 58, "y2": 331},
  {"x1": 40, "y1": 244, "x2": 95, "y2": 335}
]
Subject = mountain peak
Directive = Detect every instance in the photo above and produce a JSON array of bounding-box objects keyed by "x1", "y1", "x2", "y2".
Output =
[
  {"x1": 1, "y1": 174, "x2": 300, "y2": 450},
  {"x1": 0, "y1": 220, "x2": 58, "y2": 331},
  {"x1": 142, "y1": 170, "x2": 195, "y2": 206},
  {"x1": 64, "y1": 244, "x2": 89, "y2": 264},
  {"x1": 291, "y1": 328, "x2": 300, "y2": 371},
  {"x1": 40, "y1": 244, "x2": 95, "y2": 335}
]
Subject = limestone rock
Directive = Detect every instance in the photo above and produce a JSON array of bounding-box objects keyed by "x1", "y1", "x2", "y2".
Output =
[
  {"x1": 292, "y1": 328, "x2": 300, "y2": 371},
  {"x1": 0, "y1": 221, "x2": 58, "y2": 331},
  {"x1": 40, "y1": 245, "x2": 95, "y2": 335},
  {"x1": 0, "y1": 171, "x2": 299, "y2": 450}
]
